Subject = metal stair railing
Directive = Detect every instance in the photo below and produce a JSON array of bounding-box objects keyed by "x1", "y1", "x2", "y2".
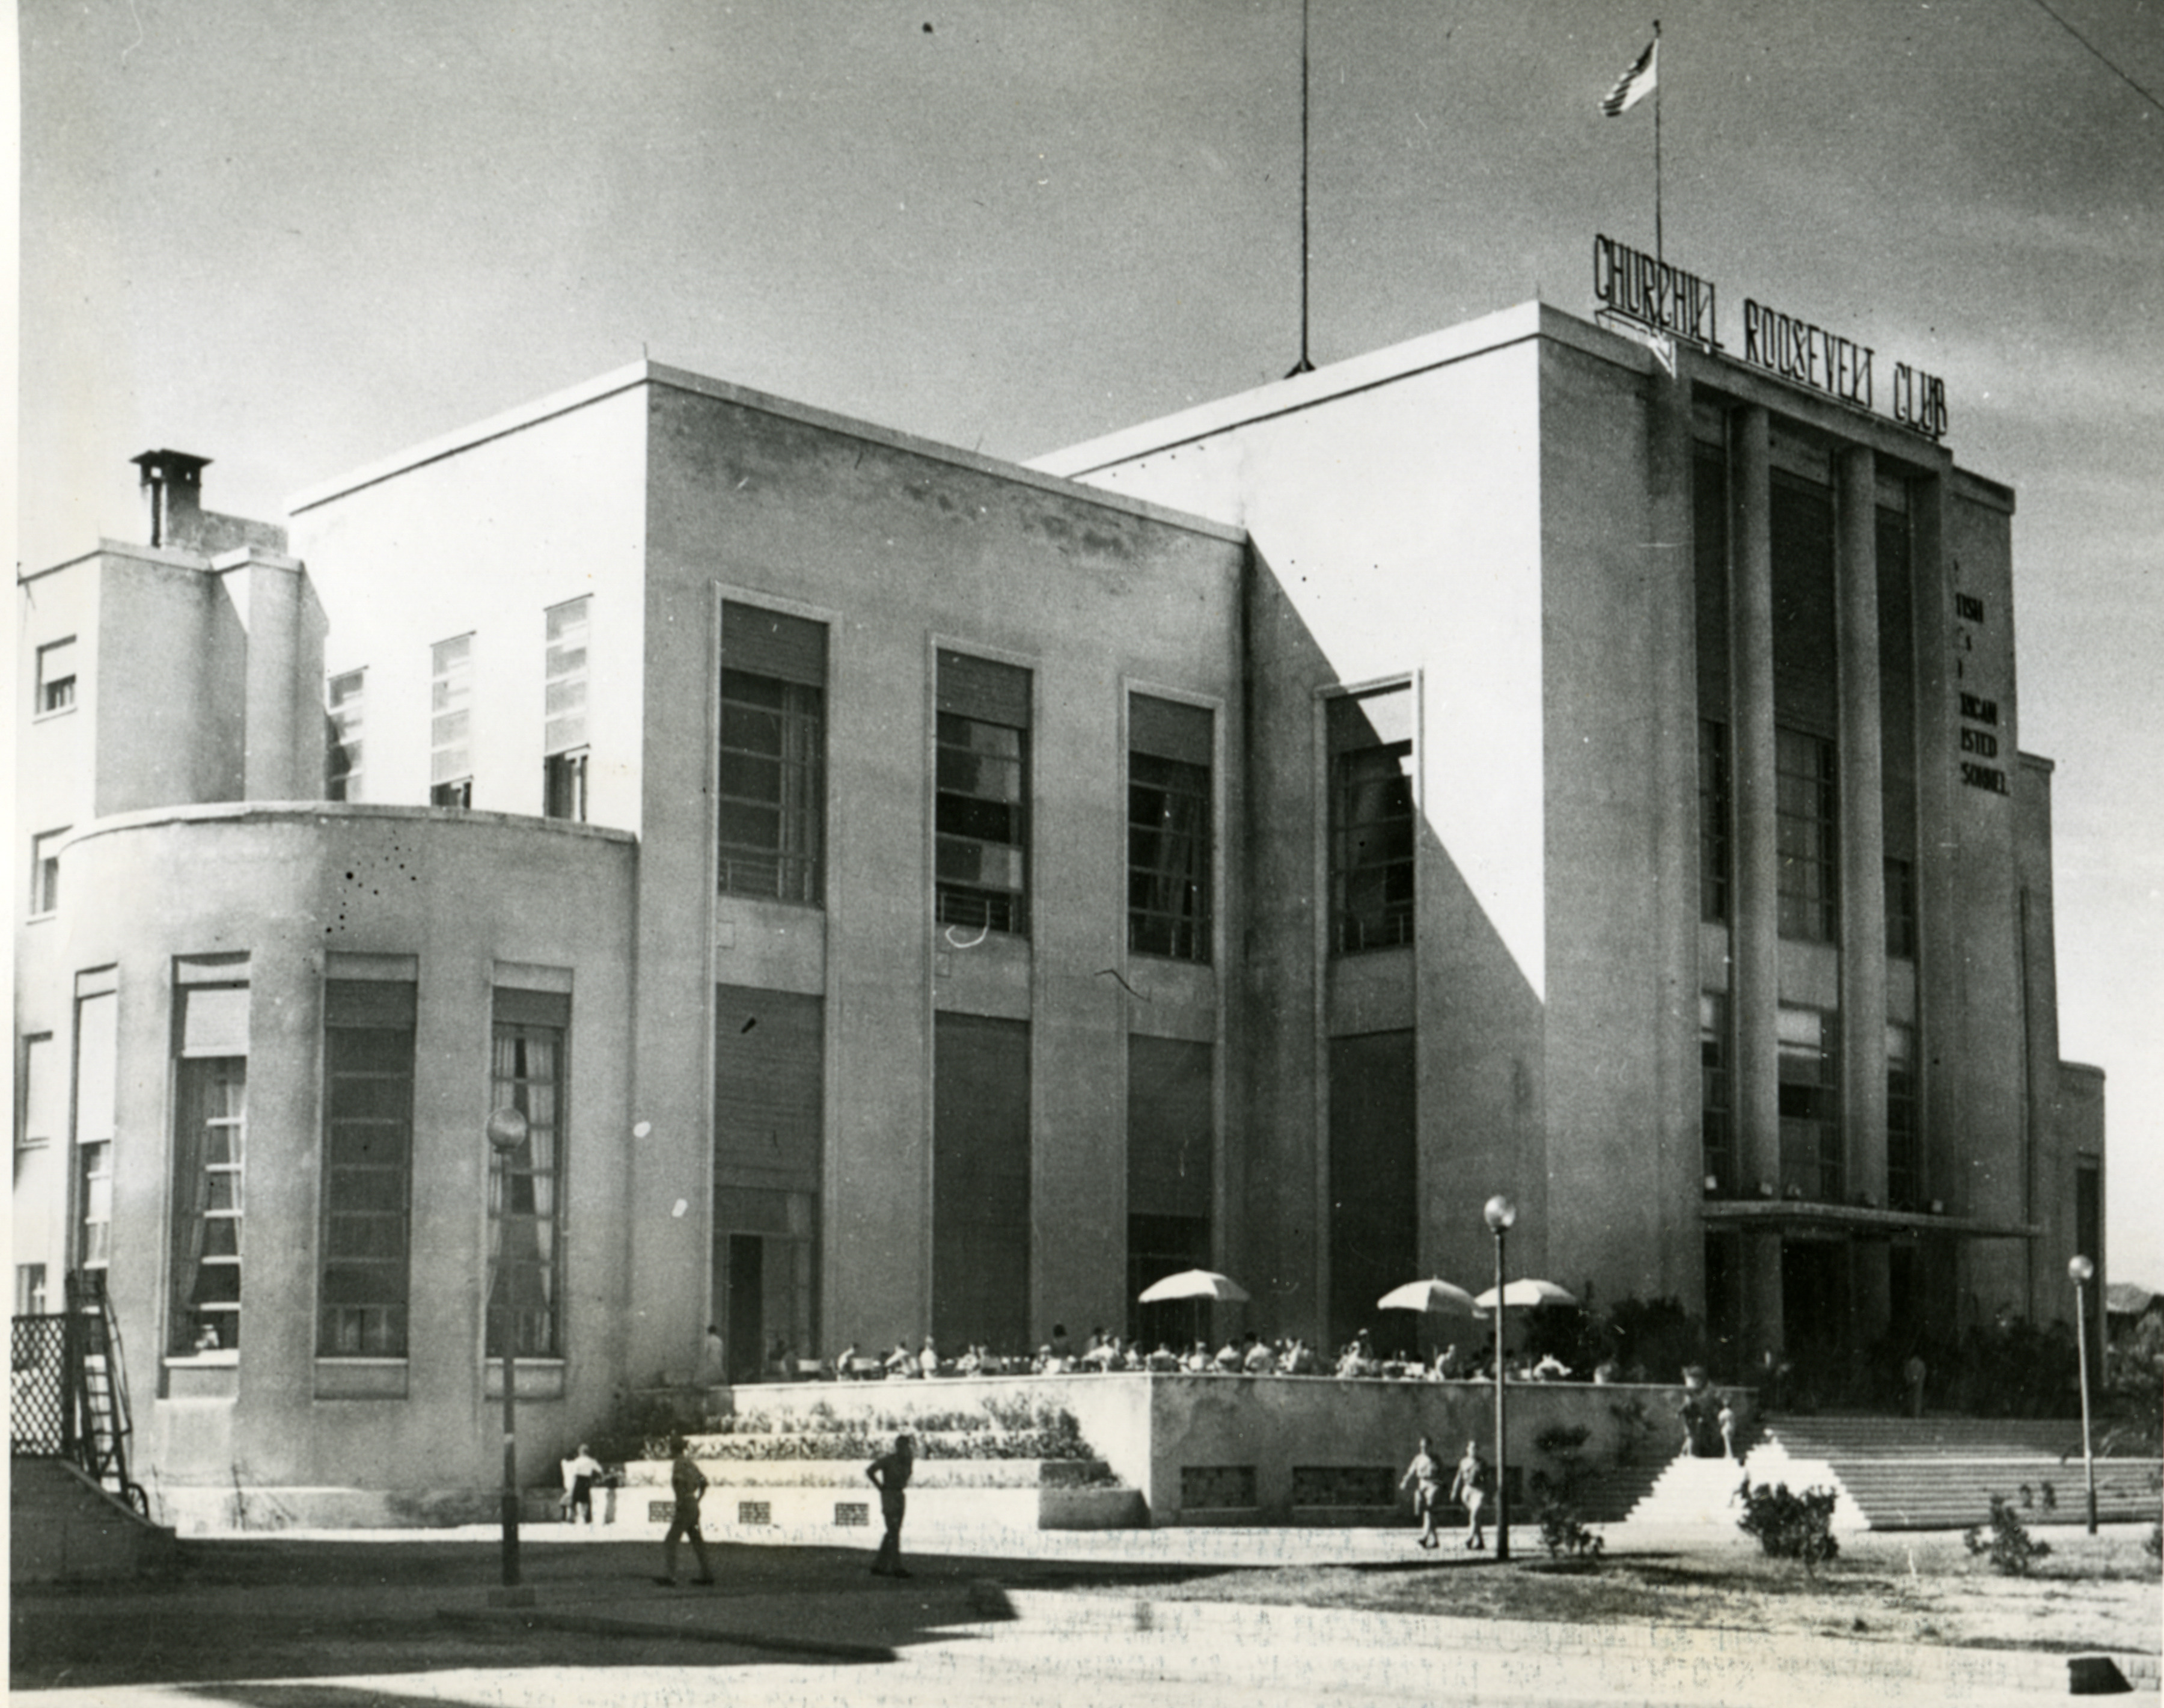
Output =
[{"x1": 63, "y1": 1270, "x2": 148, "y2": 1516}]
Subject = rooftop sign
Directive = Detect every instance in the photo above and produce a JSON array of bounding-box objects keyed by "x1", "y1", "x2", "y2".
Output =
[{"x1": 1593, "y1": 234, "x2": 1948, "y2": 441}]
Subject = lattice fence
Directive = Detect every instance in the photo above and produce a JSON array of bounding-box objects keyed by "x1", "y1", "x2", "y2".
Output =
[{"x1": 11, "y1": 1315, "x2": 71, "y2": 1457}]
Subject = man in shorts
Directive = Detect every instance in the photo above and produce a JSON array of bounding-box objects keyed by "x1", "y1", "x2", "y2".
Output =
[
  {"x1": 1450, "y1": 1439, "x2": 1493, "y2": 1550},
  {"x1": 1400, "y1": 1434, "x2": 1444, "y2": 1549}
]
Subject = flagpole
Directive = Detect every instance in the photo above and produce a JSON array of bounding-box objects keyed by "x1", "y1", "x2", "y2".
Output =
[
  {"x1": 1653, "y1": 20, "x2": 1664, "y2": 265},
  {"x1": 1289, "y1": 0, "x2": 1314, "y2": 376}
]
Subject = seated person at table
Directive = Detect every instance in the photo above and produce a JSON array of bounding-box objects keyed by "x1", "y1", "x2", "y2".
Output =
[
  {"x1": 1242, "y1": 1334, "x2": 1276, "y2": 1374},
  {"x1": 1146, "y1": 1342, "x2": 1182, "y2": 1372}
]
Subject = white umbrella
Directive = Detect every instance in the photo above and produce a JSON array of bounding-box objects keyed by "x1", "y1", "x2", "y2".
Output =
[
  {"x1": 1473, "y1": 1278, "x2": 1578, "y2": 1310},
  {"x1": 1376, "y1": 1278, "x2": 1479, "y2": 1315},
  {"x1": 1138, "y1": 1268, "x2": 1250, "y2": 1305}
]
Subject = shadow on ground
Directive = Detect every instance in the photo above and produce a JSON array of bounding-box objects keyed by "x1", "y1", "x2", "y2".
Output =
[{"x1": 10, "y1": 1536, "x2": 1229, "y2": 1693}]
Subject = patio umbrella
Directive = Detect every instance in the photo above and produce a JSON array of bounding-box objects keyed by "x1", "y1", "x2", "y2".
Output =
[
  {"x1": 1473, "y1": 1278, "x2": 1578, "y2": 1310},
  {"x1": 1138, "y1": 1268, "x2": 1250, "y2": 1305},
  {"x1": 1375, "y1": 1278, "x2": 1479, "y2": 1315}
]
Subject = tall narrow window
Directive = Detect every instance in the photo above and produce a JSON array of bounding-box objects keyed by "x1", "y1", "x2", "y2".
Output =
[
  {"x1": 1775, "y1": 727, "x2": 1838, "y2": 941},
  {"x1": 36, "y1": 637, "x2": 78, "y2": 715},
  {"x1": 1127, "y1": 1036, "x2": 1213, "y2": 1347},
  {"x1": 73, "y1": 984, "x2": 117, "y2": 1273},
  {"x1": 31, "y1": 829, "x2": 67, "y2": 917},
  {"x1": 1886, "y1": 1021, "x2": 1920, "y2": 1209},
  {"x1": 1128, "y1": 696, "x2": 1212, "y2": 961},
  {"x1": 319, "y1": 981, "x2": 417, "y2": 1356},
  {"x1": 489, "y1": 991, "x2": 567, "y2": 1357},
  {"x1": 935, "y1": 651, "x2": 1030, "y2": 934},
  {"x1": 543, "y1": 598, "x2": 590, "y2": 822},
  {"x1": 1700, "y1": 993, "x2": 1733, "y2": 1190},
  {"x1": 171, "y1": 979, "x2": 249, "y2": 1353},
  {"x1": 20, "y1": 1034, "x2": 58, "y2": 1149},
  {"x1": 718, "y1": 603, "x2": 827, "y2": 904},
  {"x1": 932, "y1": 1013, "x2": 1030, "y2": 1353},
  {"x1": 429, "y1": 634, "x2": 474, "y2": 808},
  {"x1": 1777, "y1": 1005, "x2": 1841, "y2": 1202},
  {"x1": 1328, "y1": 1030, "x2": 1417, "y2": 1353},
  {"x1": 1329, "y1": 684, "x2": 1415, "y2": 953},
  {"x1": 1883, "y1": 857, "x2": 1918, "y2": 960},
  {"x1": 326, "y1": 669, "x2": 365, "y2": 803},
  {"x1": 1699, "y1": 720, "x2": 1731, "y2": 923}
]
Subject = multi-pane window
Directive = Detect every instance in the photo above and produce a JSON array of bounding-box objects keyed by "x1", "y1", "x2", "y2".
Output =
[
  {"x1": 16, "y1": 1264, "x2": 49, "y2": 1315},
  {"x1": 489, "y1": 993, "x2": 567, "y2": 1358},
  {"x1": 1775, "y1": 726, "x2": 1837, "y2": 941},
  {"x1": 718, "y1": 604, "x2": 828, "y2": 904},
  {"x1": 31, "y1": 829, "x2": 67, "y2": 916},
  {"x1": 1776, "y1": 1005, "x2": 1841, "y2": 1202},
  {"x1": 1886, "y1": 1021, "x2": 1921, "y2": 1209},
  {"x1": 319, "y1": 981, "x2": 416, "y2": 1356},
  {"x1": 171, "y1": 981, "x2": 249, "y2": 1353},
  {"x1": 36, "y1": 637, "x2": 78, "y2": 714},
  {"x1": 73, "y1": 985, "x2": 117, "y2": 1272},
  {"x1": 1128, "y1": 696, "x2": 1212, "y2": 961},
  {"x1": 1698, "y1": 720, "x2": 1731, "y2": 923},
  {"x1": 1884, "y1": 857, "x2": 1918, "y2": 960},
  {"x1": 429, "y1": 634, "x2": 474, "y2": 808},
  {"x1": 1328, "y1": 684, "x2": 1416, "y2": 953},
  {"x1": 1700, "y1": 993, "x2": 1733, "y2": 1190},
  {"x1": 543, "y1": 599, "x2": 590, "y2": 822},
  {"x1": 20, "y1": 1034, "x2": 58, "y2": 1149},
  {"x1": 935, "y1": 651, "x2": 1031, "y2": 935},
  {"x1": 326, "y1": 669, "x2": 365, "y2": 803}
]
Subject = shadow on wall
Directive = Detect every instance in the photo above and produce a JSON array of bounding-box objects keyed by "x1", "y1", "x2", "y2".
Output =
[{"x1": 1240, "y1": 545, "x2": 1546, "y2": 1354}]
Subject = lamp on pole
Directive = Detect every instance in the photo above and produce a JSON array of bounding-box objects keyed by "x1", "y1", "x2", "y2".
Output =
[
  {"x1": 2068, "y1": 1253, "x2": 2098, "y2": 1535},
  {"x1": 486, "y1": 1105, "x2": 531, "y2": 1595},
  {"x1": 1484, "y1": 1193, "x2": 1518, "y2": 1563}
]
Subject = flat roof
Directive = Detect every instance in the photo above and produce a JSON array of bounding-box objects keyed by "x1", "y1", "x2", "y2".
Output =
[{"x1": 286, "y1": 361, "x2": 1245, "y2": 546}]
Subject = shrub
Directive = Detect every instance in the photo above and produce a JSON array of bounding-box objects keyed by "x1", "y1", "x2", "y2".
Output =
[
  {"x1": 1734, "y1": 1478, "x2": 1839, "y2": 1572},
  {"x1": 1964, "y1": 1486, "x2": 2055, "y2": 1575},
  {"x1": 1535, "y1": 1496, "x2": 1606, "y2": 1561},
  {"x1": 1608, "y1": 1398, "x2": 1655, "y2": 1465}
]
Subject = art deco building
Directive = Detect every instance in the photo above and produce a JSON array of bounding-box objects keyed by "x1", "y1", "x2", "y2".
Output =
[{"x1": 13, "y1": 299, "x2": 2103, "y2": 1521}]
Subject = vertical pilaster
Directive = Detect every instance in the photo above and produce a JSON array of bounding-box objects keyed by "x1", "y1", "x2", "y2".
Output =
[
  {"x1": 1648, "y1": 361, "x2": 1702, "y2": 1305},
  {"x1": 1837, "y1": 447, "x2": 1890, "y2": 1342},
  {"x1": 1909, "y1": 474, "x2": 1958, "y2": 1215},
  {"x1": 1728, "y1": 406, "x2": 1783, "y2": 1361}
]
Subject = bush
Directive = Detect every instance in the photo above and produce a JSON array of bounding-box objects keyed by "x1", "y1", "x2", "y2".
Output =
[
  {"x1": 1964, "y1": 1485, "x2": 2055, "y2": 1575},
  {"x1": 1535, "y1": 1496, "x2": 1606, "y2": 1561},
  {"x1": 1735, "y1": 1478, "x2": 1839, "y2": 1573}
]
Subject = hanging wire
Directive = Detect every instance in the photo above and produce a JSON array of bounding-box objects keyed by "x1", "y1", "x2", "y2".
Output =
[{"x1": 2023, "y1": 0, "x2": 2164, "y2": 117}]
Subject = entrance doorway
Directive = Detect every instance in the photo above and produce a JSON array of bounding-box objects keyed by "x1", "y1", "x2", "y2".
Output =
[{"x1": 1781, "y1": 1238, "x2": 1848, "y2": 1404}]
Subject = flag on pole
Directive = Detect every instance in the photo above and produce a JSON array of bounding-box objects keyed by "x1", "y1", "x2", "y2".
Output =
[{"x1": 1600, "y1": 38, "x2": 1658, "y2": 116}]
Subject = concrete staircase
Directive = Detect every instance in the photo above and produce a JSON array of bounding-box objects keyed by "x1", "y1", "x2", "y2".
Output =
[
  {"x1": 1620, "y1": 1416, "x2": 2161, "y2": 1532},
  {"x1": 1620, "y1": 1451, "x2": 1758, "y2": 1529},
  {"x1": 1749, "y1": 1416, "x2": 2160, "y2": 1531}
]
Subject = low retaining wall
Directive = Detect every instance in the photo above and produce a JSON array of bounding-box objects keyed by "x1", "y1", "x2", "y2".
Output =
[{"x1": 691, "y1": 1373, "x2": 1711, "y2": 1526}]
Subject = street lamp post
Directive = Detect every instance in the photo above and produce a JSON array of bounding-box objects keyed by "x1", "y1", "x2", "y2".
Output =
[
  {"x1": 2068, "y1": 1253, "x2": 2098, "y2": 1535},
  {"x1": 1484, "y1": 1194, "x2": 1518, "y2": 1563},
  {"x1": 486, "y1": 1106, "x2": 531, "y2": 1594}
]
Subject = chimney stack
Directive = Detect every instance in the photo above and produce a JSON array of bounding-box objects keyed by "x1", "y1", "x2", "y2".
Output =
[{"x1": 130, "y1": 450, "x2": 212, "y2": 548}]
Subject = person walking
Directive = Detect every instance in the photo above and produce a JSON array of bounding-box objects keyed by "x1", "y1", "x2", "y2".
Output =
[
  {"x1": 1400, "y1": 1434, "x2": 1444, "y2": 1549},
  {"x1": 656, "y1": 1435, "x2": 715, "y2": 1586},
  {"x1": 866, "y1": 1432, "x2": 915, "y2": 1578},
  {"x1": 1450, "y1": 1439, "x2": 1493, "y2": 1550}
]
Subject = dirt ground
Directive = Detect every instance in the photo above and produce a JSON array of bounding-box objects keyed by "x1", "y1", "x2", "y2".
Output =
[{"x1": 1151, "y1": 1526, "x2": 2162, "y2": 1658}]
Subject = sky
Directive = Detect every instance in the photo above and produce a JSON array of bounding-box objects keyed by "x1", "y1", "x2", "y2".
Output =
[{"x1": 13, "y1": 0, "x2": 2163, "y2": 1283}]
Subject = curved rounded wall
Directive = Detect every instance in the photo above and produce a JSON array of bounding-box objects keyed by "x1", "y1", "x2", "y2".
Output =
[{"x1": 55, "y1": 806, "x2": 637, "y2": 1505}]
